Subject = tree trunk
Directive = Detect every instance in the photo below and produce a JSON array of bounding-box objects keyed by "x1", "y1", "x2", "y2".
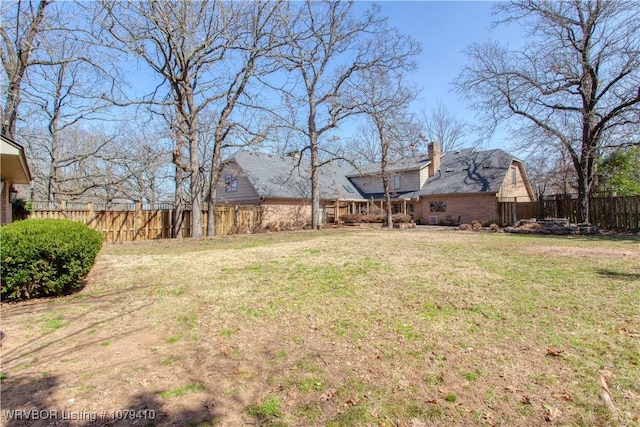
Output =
[
  {"x1": 190, "y1": 160, "x2": 202, "y2": 238},
  {"x1": 383, "y1": 175, "x2": 393, "y2": 228},
  {"x1": 576, "y1": 176, "x2": 589, "y2": 224},
  {"x1": 1, "y1": 0, "x2": 49, "y2": 139},
  {"x1": 309, "y1": 99, "x2": 320, "y2": 230},
  {"x1": 206, "y1": 187, "x2": 217, "y2": 237},
  {"x1": 206, "y1": 142, "x2": 223, "y2": 237},
  {"x1": 310, "y1": 143, "x2": 320, "y2": 229},
  {"x1": 172, "y1": 165, "x2": 184, "y2": 239}
]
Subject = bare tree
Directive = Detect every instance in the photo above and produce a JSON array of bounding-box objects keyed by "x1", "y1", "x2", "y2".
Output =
[
  {"x1": 105, "y1": 124, "x2": 173, "y2": 205},
  {"x1": 1, "y1": 0, "x2": 51, "y2": 139},
  {"x1": 20, "y1": 34, "x2": 117, "y2": 201},
  {"x1": 525, "y1": 144, "x2": 577, "y2": 198},
  {"x1": 420, "y1": 100, "x2": 469, "y2": 153},
  {"x1": 456, "y1": 0, "x2": 640, "y2": 223},
  {"x1": 101, "y1": 0, "x2": 241, "y2": 238},
  {"x1": 351, "y1": 69, "x2": 418, "y2": 227},
  {"x1": 101, "y1": 1, "x2": 283, "y2": 238},
  {"x1": 275, "y1": 0, "x2": 420, "y2": 229},
  {"x1": 202, "y1": 1, "x2": 285, "y2": 236}
]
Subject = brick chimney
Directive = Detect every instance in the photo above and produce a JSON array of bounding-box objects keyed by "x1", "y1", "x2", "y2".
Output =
[{"x1": 428, "y1": 142, "x2": 441, "y2": 177}]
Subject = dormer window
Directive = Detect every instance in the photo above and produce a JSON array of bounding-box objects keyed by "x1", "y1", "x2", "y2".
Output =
[{"x1": 511, "y1": 167, "x2": 517, "y2": 185}]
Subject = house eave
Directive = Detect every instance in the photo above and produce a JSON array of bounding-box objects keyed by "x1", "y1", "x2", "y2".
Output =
[
  {"x1": 419, "y1": 191, "x2": 500, "y2": 198},
  {"x1": 0, "y1": 135, "x2": 32, "y2": 184}
]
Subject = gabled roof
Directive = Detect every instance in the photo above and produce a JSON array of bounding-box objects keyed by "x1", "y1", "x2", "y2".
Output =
[
  {"x1": 346, "y1": 155, "x2": 431, "y2": 177},
  {"x1": 418, "y1": 148, "x2": 517, "y2": 196},
  {"x1": 225, "y1": 150, "x2": 365, "y2": 201},
  {"x1": 0, "y1": 134, "x2": 32, "y2": 184}
]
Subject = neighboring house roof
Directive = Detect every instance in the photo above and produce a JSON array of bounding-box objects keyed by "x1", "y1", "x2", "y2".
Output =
[
  {"x1": 417, "y1": 148, "x2": 518, "y2": 196},
  {"x1": 0, "y1": 134, "x2": 32, "y2": 184},
  {"x1": 225, "y1": 150, "x2": 365, "y2": 201},
  {"x1": 346, "y1": 155, "x2": 431, "y2": 177}
]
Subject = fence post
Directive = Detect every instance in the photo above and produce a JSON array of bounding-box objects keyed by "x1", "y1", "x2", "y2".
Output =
[
  {"x1": 135, "y1": 202, "x2": 142, "y2": 240},
  {"x1": 539, "y1": 198, "x2": 545, "y2": 220},
  {"x1": 87, "y1": 202, "x2": 94, "y2": 227}
]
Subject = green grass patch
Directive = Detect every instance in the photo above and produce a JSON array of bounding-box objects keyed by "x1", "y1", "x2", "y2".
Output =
[
  {"x1": 165, "y1": 334, "x2": 182, "y2": 344},
  {"x1": 247, "y1": 395, "x2": 282, "y2": 422},
  {"x1": 159, "y1": 383, "x2": 206, "y2": 399},
  {"x1": 41, "y1": 314, "x2": 66, "y2": 332}
]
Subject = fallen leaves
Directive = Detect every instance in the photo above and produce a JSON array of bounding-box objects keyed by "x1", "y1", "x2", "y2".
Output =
[
  {"x1": 552, "y1": 390, "x2": 573, "y2": 402},
  {"x1": 343, "y1": 395, "x2": 359, "y2": 407},
  {"x1": 321, "y1": 388, "x2": 337, "y2": 401},
  {"x1": 544, "y1": 404, "x2": 560, "y2": 422},
  {"x1": 546, "y1": 348, "x2": 565, "y2": 357},
  {"x1": 598, "y1": 371, "x2": 617, "y2": 414}
]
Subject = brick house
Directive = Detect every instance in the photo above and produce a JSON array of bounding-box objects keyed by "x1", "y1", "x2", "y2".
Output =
[
  {"x1": 0, "y1": 134, "x2": 32, "y2": 225},
  {"x1": 414, "y1": 145, "x2": 534, "y2": 225},
  {"x1": 216, "y1": 143, "x2": 534, "y2": 226},
  {"x1": 215, "y1": 150, "x2": 366, "y2": 227}
]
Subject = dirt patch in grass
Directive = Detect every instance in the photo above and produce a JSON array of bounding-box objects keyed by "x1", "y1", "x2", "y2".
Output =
[
  {"x1": 526, "y1": 244, "x2": 640, "y2": 261},
  {"x1": 1, "y1": 229, "x2": 639, "y2": 426}
]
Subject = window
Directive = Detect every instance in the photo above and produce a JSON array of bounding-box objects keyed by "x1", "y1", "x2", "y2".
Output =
[
  {"x1": 392, "y1": 174, "x2": 401, "y2": 190},
  {"x1": 343, "y1": 184, "x2": 355, "y2": 193},
  {"x1": 511, "y1": 167, "x2": 517, "y2": 185},
  {"x1": 225, "y1": 174, "x2": 238, "y2": 192},
  {"x1": 430, "y1": 201, "x2": 446, "y2": 212}
]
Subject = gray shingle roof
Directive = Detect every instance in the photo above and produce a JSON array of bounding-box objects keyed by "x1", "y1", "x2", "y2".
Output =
[
  {"x1": 228, "y1": 150, "x2": 365, "y2": 201},
  {"x1": 418, "y1": 148, "x2": 516, "y2": 196},
  {"x1": 346, "y1": 155, "x2": 431, "y2": 177},
  {"x1": 227, "y1": 147, "x2": 521, "y2": 201}
]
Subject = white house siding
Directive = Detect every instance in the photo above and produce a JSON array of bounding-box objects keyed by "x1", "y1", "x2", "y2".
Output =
[
  {"x1": 419, "y1": 167, "x2": 431, "y2": 189},
  {"x1": 349, "y1": 170, "x2": 422, "y2": 195}
]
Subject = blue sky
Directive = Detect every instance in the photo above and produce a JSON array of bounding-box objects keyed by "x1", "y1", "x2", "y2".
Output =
[
  {"x1": 374, "y1": 1, "x2": 524, "y2": 150},
  {"x1": 122, "y1": 1, "x2": 525, "y2": 153}
]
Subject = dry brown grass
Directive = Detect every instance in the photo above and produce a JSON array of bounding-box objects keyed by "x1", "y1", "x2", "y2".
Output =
[{"x1": 1, "y1": 229, "x2": 639, "y2": 426}]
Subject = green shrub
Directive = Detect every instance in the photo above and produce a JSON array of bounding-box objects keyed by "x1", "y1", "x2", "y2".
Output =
[{"x1": 1, "y1": 219, "x2": 103, "y2": 301}]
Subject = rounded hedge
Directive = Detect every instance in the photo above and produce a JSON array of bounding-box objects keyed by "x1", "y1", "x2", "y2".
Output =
[{"x1": 1, "y1": 219, "x2": 103, "y2": 301}]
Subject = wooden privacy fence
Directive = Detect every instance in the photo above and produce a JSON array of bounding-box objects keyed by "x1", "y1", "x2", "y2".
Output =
[
  {"x1": 498, "y1": 195, "x2": 640, "y2": 231},
  {"x1": 28, "y1": 201, "x2": 262, "y2": 243}
]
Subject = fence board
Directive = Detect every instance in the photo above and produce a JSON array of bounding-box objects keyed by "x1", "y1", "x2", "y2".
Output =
[
  {"x1": 499, "y1": 195, "x2": 640, "y2": 231},
  {"x1": 27, "y1": 202, "x2": 262, "y2": 242}
]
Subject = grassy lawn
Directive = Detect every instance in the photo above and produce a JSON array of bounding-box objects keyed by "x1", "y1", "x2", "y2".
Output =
[{"x1": 1, "y1": 228, "x2": 639, "y2": 426}]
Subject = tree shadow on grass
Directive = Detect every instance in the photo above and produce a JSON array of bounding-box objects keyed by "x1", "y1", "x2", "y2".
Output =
[
  {"x1": 504, "y1": 231, "x2": 640, "y2": 243},
  {"x1": 597, "y1": 269, "x2": 640, "y2": 281},
  {"x1": 0, "y1": 374, "x2": 221, "y2": 426}
]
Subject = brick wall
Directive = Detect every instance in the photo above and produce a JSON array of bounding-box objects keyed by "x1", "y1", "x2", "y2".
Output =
[
  {"x1": 0, "y1": 180, "x2": 12, "y2": 225},
  {"x1": 419, "y1": 193, "x2": 499, "y2": 225},
  {"x1": 261, "y1": 199, "x2": 312, "y2": 227}
]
